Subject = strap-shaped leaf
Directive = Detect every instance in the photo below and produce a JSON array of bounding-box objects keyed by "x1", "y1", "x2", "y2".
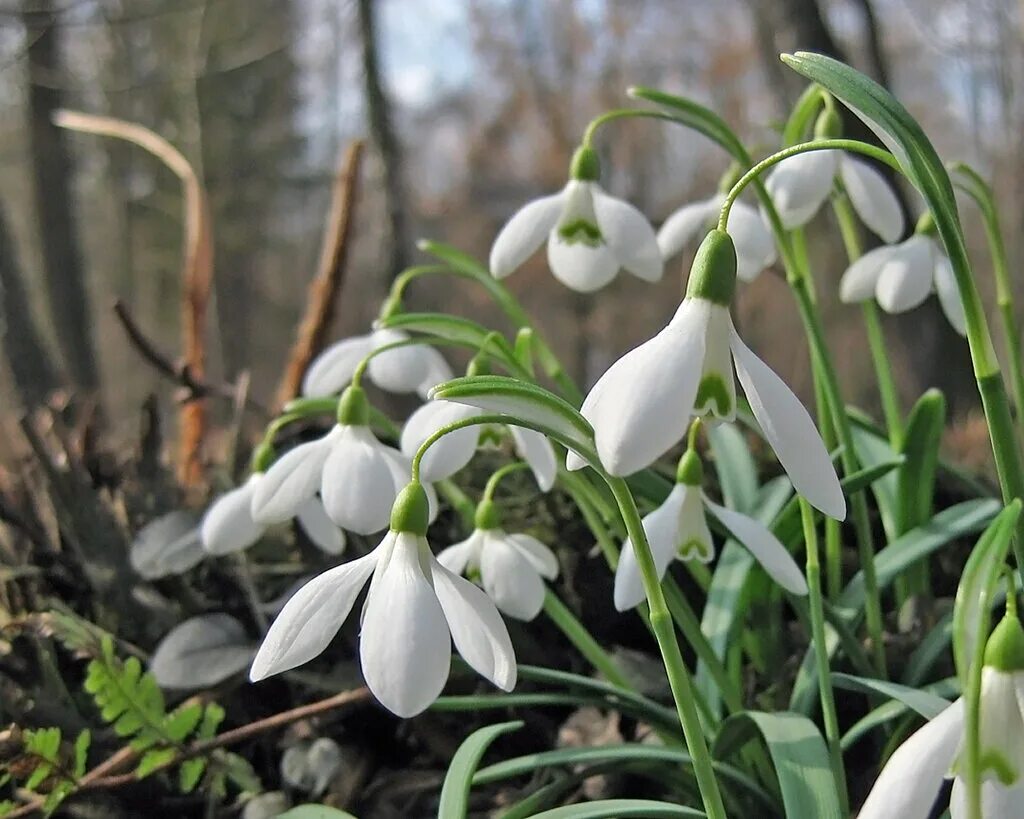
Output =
[
  {"x1": 831, "y1": 672, "x2": 951, "y2": 720},
  {"x1": 629, "y1": 86, "x2": 751, "y2": 164},
  {"x1": 377, "y1": 312, "x2": 524, "y2": 374},
  {"x1": 527, "y1": 801, "x2": 705, "y2": 819},
  {"x1": 438, "y1": 720, "x2": 522, "y2": 819},
  {"x1": 896, "y1": 389, "x2": 945, "y2": 533}
]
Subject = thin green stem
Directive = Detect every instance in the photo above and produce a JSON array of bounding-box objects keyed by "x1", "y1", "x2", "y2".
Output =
[
  {"x1": 541, "y1": 590, "x2": 630, "y2": 690},
  {"x1": 581, "y1": 108, "x2": 685, "y2": 148},
  {"x1": 481, "y1": 461, "x2": 532, "y2": 502},
  {"x1": 800, "y1": 500, "x2": 849, "y2": 814}
]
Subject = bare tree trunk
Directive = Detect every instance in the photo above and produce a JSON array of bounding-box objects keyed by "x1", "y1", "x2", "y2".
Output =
[
  {"x1": 849, "y1": 0, "x2": 890, "y2": 85},
  {"x1": 0, "y1": 201, "x2": 59, "y2": 407},
  {"x1": 357, "y1": 0, "x2": 408, "y2": 281},
  {"x1": 24, "y1": 0, "x2": 99, "y2": 390}
]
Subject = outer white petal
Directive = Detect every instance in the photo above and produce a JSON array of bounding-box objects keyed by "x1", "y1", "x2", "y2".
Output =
[
  {"x1": 613, "y1": 485, "x2": 688, "y2": 612},
  {"x1": 657, "y1": 197, "x2": 718, "y2": 260},
  {"x1": 727, "y1": 200, "x2": 777, "y2": 282},
  {"x1": 581, "y1": 299, "x2": 709, "y2": 476},
  {"x1": 509, "y1": 426, "x2": 557, "y2": 491},
  {"x1": 431, "y1": 558, "x2": 517, "y2": 691},
  {"x1": 839, "y1": 245, "x2": 896, "y2": 304},
  {"x1": 436, "y1": 531, "x2": 483, "y2": 575},
  {"x1": 320, "y1": 427, "x2": 397, "y2": 534},
  {"x1": 416, "y1": 351, "x2": 456, "y2": 399},
  {"x1": 565, "y1": 449, "x2": 587, "y2": 471},
  {"x1": 704, "y1": 497, "x2": 807, "y2": 594},
  {"x1": 295, "y1": 497, "x2": 346, "y2": 555},
  {"x1": 479, "y1": 531, "x2": 546, "y2": 620},
  {"x1": 301, "y1": 335, "x2": 375, "y2": 397},
  {"x1": 932, "y1": 248, "x2": 967, "y2": 336},
  {"x1": 857, "y1": 699, "x2": 964, "y2": 819},
  {"x1": 201, "y1": 476, "x2": 264, "y2": 555},
  {"x1": 490, "y1": 191, "x2": 566, "y2": 278},
  {"x1": 250, "y1": 551, "x2": 378, "y2": 681},
  {"x1": 507, "y1": 533, "x2": 559, "y2": 580},
  {"x1": 251, "y1": 431, "x2": 338, "y2": 525},
  {"x1": 764, "y1": 150, "x2": 839, "y2": 229},
  {"x1": 875, "y1": 236, "x2": 934, "y2": 313},
  {"x1": 675, "y1": 485, "x2": 715, "y2": 563},
  {"x1": 360, "y1": 533, "x2": 450, "y2": 717},
  {"x1": 839, "y1": 155, "x2": 905, "y2": 243},
  {"x1": 379, "y1": 447, "x2": 439, "y2": 524},
  {"x1": 977, "y1": 666, "x2": 1024, "y2": 783},
  {"x1": 592, "y1": 187, "x2": 663, "y2": 282},
  {"x1": 950, "y1": 777, "x2": 1024, "y2": 819},
  {"x1": 367, "y1": 328, "x2": 449, "y2": 395},
  {"x1": 400, "y1": 401, "x2": 480, "y2": 482},
  {"x1": 730, "y1": 329, "x2": 846, "y2": 520},
  {"x1": 547, "y1": 236, "x2": 619, "y2": 292}
]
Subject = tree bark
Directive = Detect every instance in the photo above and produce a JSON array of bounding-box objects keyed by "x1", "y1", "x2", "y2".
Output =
[{"x1": 24, "y1": 0, "x2": 99, "y2": 390}]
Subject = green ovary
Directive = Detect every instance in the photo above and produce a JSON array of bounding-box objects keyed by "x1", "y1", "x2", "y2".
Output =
[
  {"x1": 558, "y1": 219, "x2": 604, "y2": 247},
  {"x1": 695, "y1": 373, "x2": 732, "y2": 418},
  {"x1": 678, "y1": 537, "x2": 713, "y2": 562}
]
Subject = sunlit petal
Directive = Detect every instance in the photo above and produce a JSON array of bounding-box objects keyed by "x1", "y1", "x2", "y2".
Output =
[
  {"x1": 251, "y1": 431, "x2": 337, "y2": 525},
  {"x1": 301, "y1": 335, "x2": 375, "y2": 397},
  {"x1": 320, "y1": 427, "x2": 398, "y2": 534},
  {"x1": 479, "y1": 532, "x2": 546, "y2": 620},
  {"x1": 765, "y1": 150, "x2": 839, "y2": 229},
  {"x1": 592, "y1": 187, "x2": 663, "y2": 282},
  {"x1": 839, "y1": 155, "x2": 905, "y2": 243},
  {"x1": 400, "y1": 401, "x2": 481, "y2": 482},
  {"x1": 839, "y1": 245, "x2": 896, "y2": 304},
  {"x1": 875, "y1": 236, "x2": 933, "y2": 313},
  {"x1": 932, "y1": 246, "x2": 967, "y2": 336},
  {"x1": 295, "y1": 497, "x2": 346, "y2": 555},
  {"x1": 657, "y1": 197, "x2": 718, "y2": 260},
  {"x1": 201, "y1": 476, "x2": 264, "y2": 555},
  {"x1": 490, "y1": 191, "x2": 566, "y2": 278},
  {"x1": 509, "y1": 426, "x2": 557, "y2": 491},
  {"x1": 507, "y1": 533, "x2": 559, "y2": 580}
]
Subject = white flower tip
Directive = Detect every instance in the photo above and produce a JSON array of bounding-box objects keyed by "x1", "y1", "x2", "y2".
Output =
[
  {"x1": 565, "y1": 449, "x2": 587, "y2": 471},
  {"x1": 415, "y1": 237, "x2": 431, "y2": 251}
]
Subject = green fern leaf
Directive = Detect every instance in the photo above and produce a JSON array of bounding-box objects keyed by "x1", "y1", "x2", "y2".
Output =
[
  {"x1": 164, "y1": 703, "x2": 203, "y2": 743},
  {"x1": 136, "y1": 747, "x2": 177, "y2": 778},
  {"x1": 178, "y1": 758, "x2": 207, "y2": 793}
]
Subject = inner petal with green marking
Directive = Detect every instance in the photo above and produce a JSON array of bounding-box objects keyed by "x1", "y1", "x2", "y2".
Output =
[
  {"x1": 678, "y1": 536, "x2": 713, "y2": 562},
  {"x1": 695, "y1": 372, "x2": 733, "y2": 419},
  {"x1": 557, "y1": 219, "x2": 604, "y2": 248}
]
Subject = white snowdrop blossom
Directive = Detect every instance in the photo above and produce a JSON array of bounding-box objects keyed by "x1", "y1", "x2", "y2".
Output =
[
  {"x1": 250, "y1": 387, "x2": 437, "y2": 535},
  {"x1": 613, "y1": 451, "x2": 807, "y2": 611},
  {"x1": 858, "y1": 615, "x2": 1024, "y2": 819},
  {"x1": 572, "y1": 229, "x2": 846, "y2": 521},
  {"x1": 302, "y1": 327, "x2": 453, "y2": 399},
  {"x1": 437, "y1": 513, "x2": 559, "y2": 621},
  {"x1": 201, "y1": 473, "x2": 345, "y2": 556},
  {"x1": 840, "y1": 231, "x2": 966, "y2": 335},
  {"x1": 400, "y1": 400, "x2": 557, "y2": 490},
  {"x1": 250, "y1": 483, "x2": 516, "y2": 718},
  {"x1": 489, "y1": 146, "x2": 662, "y2": 292},
  {"x1": 765, "y1": 149, "x2": 904, "y2": 242},
  {"x1": 658, "y1": 194, "x2": 776, "y2": 282}
]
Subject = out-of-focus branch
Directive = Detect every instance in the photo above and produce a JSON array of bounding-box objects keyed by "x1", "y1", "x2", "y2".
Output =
[
  {"x1": 53, "y1": 109, "x2": 213, "y2": 489},
  {"x1": 273, "y1": 139, "x2": 365, "y2": 411}
]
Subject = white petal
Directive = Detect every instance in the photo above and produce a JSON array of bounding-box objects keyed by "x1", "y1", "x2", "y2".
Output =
[
  {"x1": 875, "y1": 236, "x2": 934, "y2": 313},
  {"x1": 436, "y1": 530, "x2": 483, "y2": 575},
  {"x1": 950, "y1": 777, "x2": 1024, "y2": 819},
  {"x1": 565, "y1": 449, "x2": 587, "y2": 471},
  {"x1": 431, "y1": 558, "x2": 517, "y2": 691},
  {"x1": 251, "y1": 432, "x2": 337, "y2": 525},
  {"x1": 613, "y1": 485, "x2": 687, "y2": 611},
  {"x1": 416, "y1": 351, "x2": 456, "y2": 399},
  {"x1": 839, "y1": 245, "x2": 896, "y2": 304},
  {"x1": 490, "y1": 192, "x2": 566, "y2": 278},
  {"x1": 592, "y1": 187, "x2": 663, "y2": 282},
  {"x1": 839, "y1": 155, "x2": 905, "y2": 243},
  {"x1": 378, "y1": 447, "x2": 438, "y2": 523},
  {"x1": 547, "y1": 235, "x2": 619, "y2": 292},
  {"x1": 510, "y1": 426, "x2": 557, "y2": 492},
  {"x1": 704, "y1": 497, "x2": 807, "y2": 594},
  {"x1": 727, "y1": 200, "x2": 776, "y2": 282},
  {"x1": 507, "y1": 533, "x2": 559, "y2": 580},
  {"x1": 320, "y1": 427, "x2": 397, "y2": 534},
  {"x1": 302, "y1": 335, "x2": 375, "y2": 397},
  {"x1": 479, "y1": 532, "x2": 547, "y2": 620},
  {"x1": 857, "y1": 699, "x2": 964, "y2": 819},
  {"x1": 295, "y1": 497, "x2": 346, "y2": 555},
  {"x1": 977, "y1": 667, "x2": 1024, "y2": 783},
  {"x1": 695, "y1": 305, "x2": 736, "y2": 422},
  {"x1": 933, "y1": 248, "x2": 967, "y2": 336},
  {"x1": 201, "y1": 476, "x2": 264, "y2": 555},
  {"x1": 764, "y1": 150, "x2": 839, "y2": 229},
  {"x1": 250, "y1": 551, "x2": 378, "y2": 680},
  {"x1": 581, "y1": 299, "x2": 709, "y2": 476},
  {"x1": 360, "y1": 533, "x2": 450, "y2": 717},
  {"x1": 730, "y1": 329, "x2": 846, "y2": 520},
  {"x1": 675, "y1": 485, "x2": 715, "y2": 563},
  {"x1": 400, "y1": 401, "x2": 480, "y2": 482},
  {"x1": 657, "y1": 198, "x2": 718, "y2": 260},
  {"x1": 367, "y1": 328, "x2": 449, "y2": 395}
]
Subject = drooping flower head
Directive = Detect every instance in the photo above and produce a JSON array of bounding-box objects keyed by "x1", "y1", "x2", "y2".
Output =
[
  {"x1": 489, "y1": 146, "x2": 663, "y2": 292},
  {"x1": 614, "y1": 446, "x2": 807, "y2": 611},
  {"x1": 250, "y1": 481, "x2": 516, "y2": 718},
  {"x1": 840, "y1": 211, "x2": 967, "y2": 335},
  {"x1": 572, "y1": 228, "x2": 845, "y2": 520}
]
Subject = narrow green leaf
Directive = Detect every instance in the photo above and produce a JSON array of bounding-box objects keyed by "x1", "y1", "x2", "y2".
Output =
[
  {"x1": 73, "y1": 730, "x2": 90, "y2": 777},
  {"x1": 277, "y1": 807, "x2": 360, "y2": 819},
  {"x1": 376, "y1": 313, "x2": 524, "y2": 375},
  {"x1": 438, "y1": 720, "x2": 522, "y2": 819},
  {"x1": 714, "y1": 711, "x2": 844, "y2": 819},
  {"x1": 629, "y1": 85, "x2": 750, "y2": 164},
  {"x1": 850, "y1": 424, "x2": 901, "y2": 540},
  {"x1": 178, "y1": 757, "x2": 206, "y2": 793},
  {"x1": 163, "y1": 703, "x2": 203, "y2": 742},
  {"x1": 831, "y1": 672, "x2": 951, "y2": 719},
  {"x1": 896, "y1": 389, "x2": 945, "y2": 532},
  {"x1": 706, "y1": 423, "x2": 758, "y2": 513},
  {"x1": 782, "y1": 83, "x2": 826, "y2": 147},
  {"x1": 24, "y1": 761, "x2": 52, "y2": 793},
  {"x1": 527, "y1": 800, "x2": 705, "y2": 819},
  {"x1": 135, "y1": 747, "x2": 176, "y2": 778},
  {"x1": 902, "y1": 611, "x2": 953, "y2": 686},
  {"x1": 841, "y1": 678, "x2": 959, "y2": 751}
]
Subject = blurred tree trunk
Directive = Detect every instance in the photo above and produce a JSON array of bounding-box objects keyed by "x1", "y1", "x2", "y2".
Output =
[
  {"x1": 23, "y1": 0, "x2": 99, "y2": 391},
  {"x1": 357, "y1": 0, "x2": 408, "y2": 281},
  {"x1": 849, "y1": 0, "x2": 890, "y2": 85},
  {"x1": 0, "y1": 201, "x2": 59, "y2": 407}
]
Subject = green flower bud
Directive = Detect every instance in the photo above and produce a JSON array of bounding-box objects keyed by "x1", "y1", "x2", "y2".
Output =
[
  {"x1": 474, "y1": 499, "x2": 502, "y2": 530},
  {"x1": 676, "y1": 448, "x2": 704, "y2": 486},
  {"x1": 336, "y1": 385, "x2": 370, "y2": 426},
  {"x1": 814, "y1": 108, "x2": 843, "y2": 140},
  {"x1": 390, "y1": 481, "x2": 431, "y2": 535},
  {"x1": 984, "y1": 614, "x2": 1024, "y2": 672},
  {"x1": 466, "y1": 354, "x2": 491, "y2": 378},
  {"x1": 569, "y1": 146, "x2": 600, "y2": 182},
  {"x1": 685, "y1": 229, "x2": 737, "y2": 306},
  {"x1": 915, "y1": 210, "x2": 937, "y2": 236},
  {"x1": 250, "y1": 441, "x2": 275, "y2": 473}
]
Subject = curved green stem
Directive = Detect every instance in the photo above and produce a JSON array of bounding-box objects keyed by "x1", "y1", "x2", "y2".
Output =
[
  {"x1": 581, "y1": 108, "x2": 684, "y2": 147},
  {"x1": 481, "y1": 461, "x2": 532, "y2": 502}
]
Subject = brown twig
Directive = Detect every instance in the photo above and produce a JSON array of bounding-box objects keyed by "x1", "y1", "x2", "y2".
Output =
[
  {"x1": 273, "y1": 140, "x2": 365, "y2": 412},
  {"x1": 54, "y1": 109, "x2": 213, "y2": 489}
]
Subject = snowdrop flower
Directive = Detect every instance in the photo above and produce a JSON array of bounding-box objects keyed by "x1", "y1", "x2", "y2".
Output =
[
  {"x1": 250, "y1": 482, "x2": 516, "y2": 718},
  {"x1": 437, "y1": 499, "x2": 559, "y2": 620},
  {"x1": 840, "y1": 216, "x2": 966, "y2": 335},
  {"x1": 572, "y1": 229, "x2": 845, "y2": 520},
  {"x1": 201, "y1": 473, "x2": 345, "y2": 556},
  {"x1": 614, "y1": 448, "x2": 807, "y2": 611},
  {"x1": 489, "y1": 146, "x2": 662, "y2": 292},
  {"x1": 858, "y1": 613, "x2": 1024, "y2": 819},
  {"x1": 250, "y1": 386, "x2": 436, "y2": 535},
  {"x1": 658, "y1": 193, "x2": 776, "y2": 282},
  {"x1": 302, "y1": 327, "x2": 453, "y2": 399},
  {"x1": 400, "y1": 399, "x2": 556, "y2": 490}
]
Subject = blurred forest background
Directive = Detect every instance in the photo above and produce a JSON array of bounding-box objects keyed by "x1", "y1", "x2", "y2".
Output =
[{"x1": 0, "y1": 0, "x2": 1019, "y2": 459}]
